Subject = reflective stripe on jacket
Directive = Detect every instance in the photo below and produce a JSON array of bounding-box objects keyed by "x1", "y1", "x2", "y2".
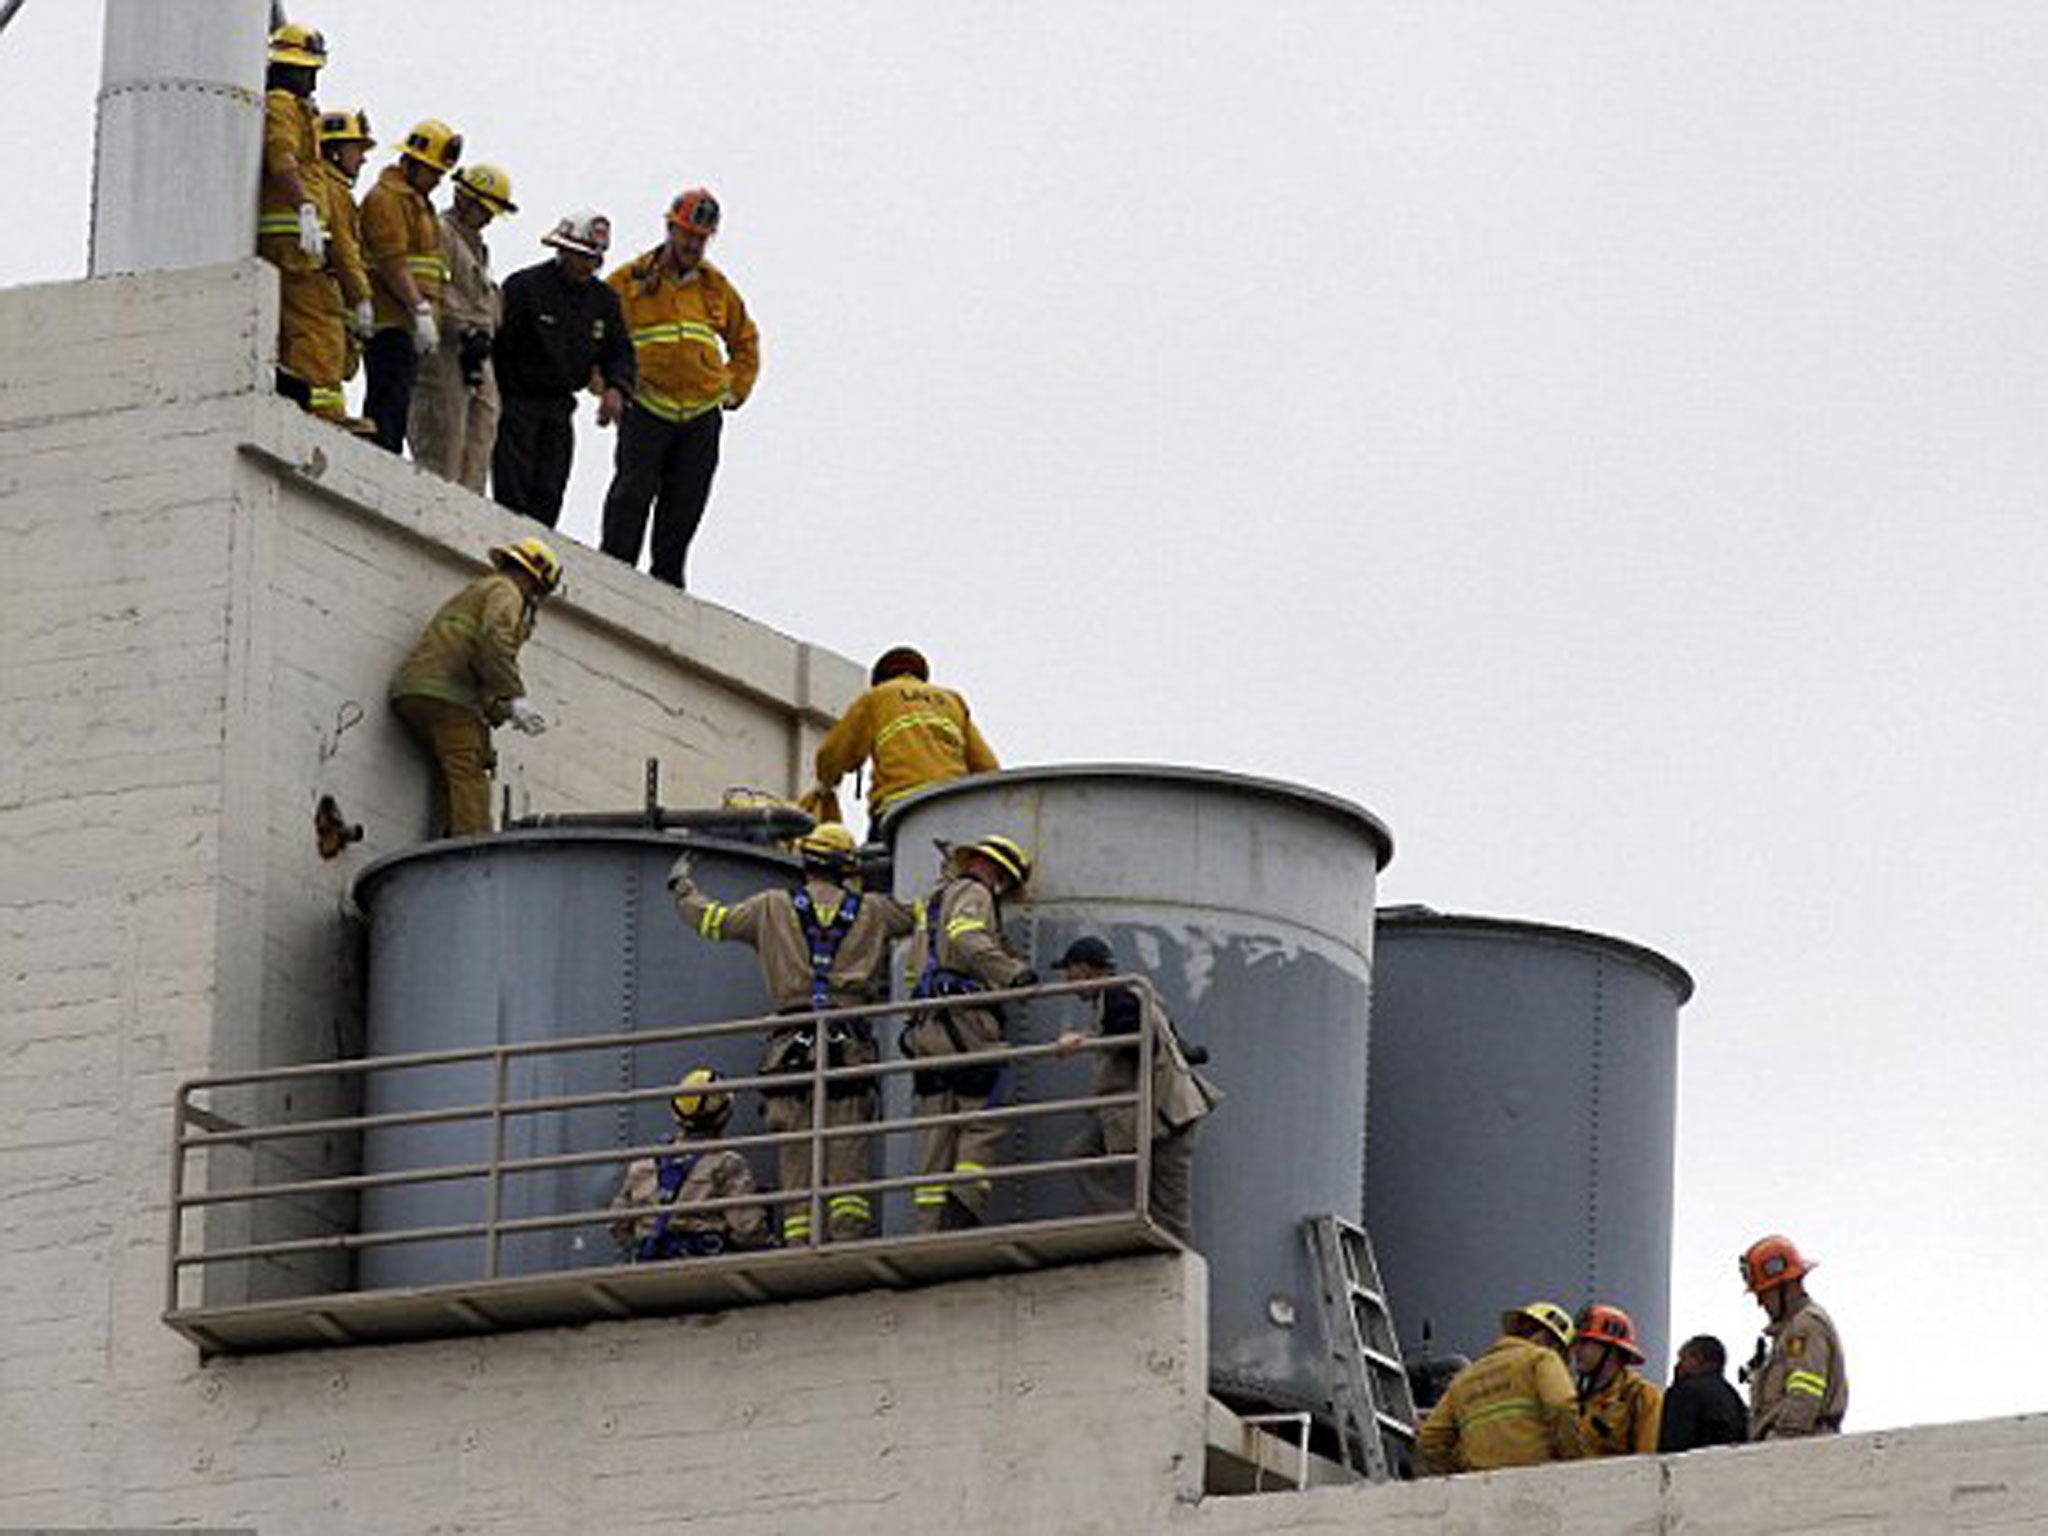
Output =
[
  {"x1": 676, "y1": 876, "x2": 914, "y2": 1012},
  {"x1": 362, "y1": 163, "x2": 447, "y2": 328},
  {"x1": 1750, "y1": 1298, "x2": 1848, "y2": 1438},
  {"x1": 607, "y1": 251, "x2": 758, "y2": 421},
  {"x1": 814, "y1": 676, "x2": 998, "y2": 815},
  {"x1": 312, "y1": 160, "x2": 370, "y2": 308},
  {"x1": 1416, "y1": 1335, "x2": 1584, "y2": 1475},
  {"x1": 257, "y1": 90, "x2": 322, "y2": 274},
  {"x1": 388, "y1": 571, "x2": 532, "y2": 725},
  {"x1": 902, "y1": 878, "x2": 1029, "y2": 1061}
]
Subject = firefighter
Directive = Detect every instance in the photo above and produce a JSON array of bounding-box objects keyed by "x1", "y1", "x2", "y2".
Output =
[
  {"x1": 902, "y1": 835, "x2": 1036, "y2": 1233},
  {"x1": 811, "y1": 647, "x2": 998, "y2": 828},
  {"x1": 361, "y1": 119, "x2": 462, "y2": 454},
  {"x1": 609, "y1": 1069, "x2": 771, "y2": 1260},
  {"x1": 1416, "y1": 1301, "x2": 1584, "y2": 1475},
  {"x1": 598, "y1": 187, "x2": 759, "y2": 590},
  {"x1": 388, "y1": 537, "x2": 559, "y2": 837},
  {"x1": 492, "y1": 212, "x2": 637, "y2": 527},
  {"x1": 1741, "y1": 1234, "x2": 1849, "y2": 1439},
  {"x1": 667, "y1": 824, "x2": 914, "y2": 1244},
  {"x1": 310, "y1": 107, "x2": 376, "y2": 432},
  {"x1": 1656, "y1": 1335, "x2": 1749, "y2": 1453},
  {"x1": 1051, "y1": 936, "x2": 1221, "y2": 1246},
  {"x1": 410, "y1": 162, "x2": 513, "y2": 492},
  {"x1": 1570, "y1": 1303, "x2": 1663, "y2": 1456},
  {"x1": 255, "y1": 23, "x2": 333, "y2": 412}
]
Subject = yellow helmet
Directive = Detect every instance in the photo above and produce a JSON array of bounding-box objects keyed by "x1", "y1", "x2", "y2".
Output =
[
  {"x1": 453, "y1": 163, "x2": 517, "y2": 215},
  {"x1": 670, "y1": 1067, "x2": 731, "y2": 1125},
  {"x1": 268, "y1": 23, "x2": 328, "y2": 69},
  {"x1": 489, "y1": 537, "x2": 562, "y2": 595},
  {"x1": 1501, "y1": 1300, "x2": 1576, "y2": 1351},
  {"x1": 318, "y1": 108, "x2": 375, "y2": 149},
  {"x1": 399, "y1": 118, "x2": 463, "y2": 173},
  {"x1": 963, "y1": 834, "x2": 1032, "y2": 888},
  {"x1": 795, "y1": 822, "x2": 859, "y2": 868}
]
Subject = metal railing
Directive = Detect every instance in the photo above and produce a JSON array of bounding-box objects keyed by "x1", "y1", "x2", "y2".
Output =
[{"x1": 167, "y1": 976, "x2": 1161, "y2": 1317}]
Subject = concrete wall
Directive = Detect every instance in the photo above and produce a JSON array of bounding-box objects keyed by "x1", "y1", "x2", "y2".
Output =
[
  {"x1": 1175, "y1": 1413, "x2": 2048, "y2": 1533},
  {"x1": 0, "y1": 260, "x2": 869, "y2": 1509},
  {"x1": 4, "y1": 1252, "x2": 1207, "y2": 1534}
]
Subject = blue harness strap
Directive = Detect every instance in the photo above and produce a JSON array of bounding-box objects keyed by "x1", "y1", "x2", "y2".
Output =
[
  {"x1": 793, "y1": 886, "x2": 862, "y2": 1011},
  {"x1": 637, "y1": 1152, "x2": 700, "y2": 1262}
]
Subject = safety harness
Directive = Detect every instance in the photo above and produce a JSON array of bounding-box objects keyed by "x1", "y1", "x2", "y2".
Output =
[
  {"x1": 905, "y1": 882, "x2": 1003, "y2": 1098},
  {"x1": 769, "y1": 886, "x2": 873, "y2": 1097},
  {"x1": 635, "y1": 1152, "x2": 728, "y2": 1261}
]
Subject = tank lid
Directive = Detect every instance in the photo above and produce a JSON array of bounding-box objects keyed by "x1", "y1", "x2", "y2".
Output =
[
  {"x1": 880, "y1": 762, "x2": 1394, "y2": 869},
  {"x1": 1375, "y1": 905, "x2": 1694, "y2": 1003},
  {"x1": 349, "y1": 827, "x2": 799, "y2": 915}
]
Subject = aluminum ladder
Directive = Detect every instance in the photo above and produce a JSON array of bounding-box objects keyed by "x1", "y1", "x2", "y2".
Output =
[{"x1": 1304, "y1": 1214, "x2": 1418, "y2": 1481}]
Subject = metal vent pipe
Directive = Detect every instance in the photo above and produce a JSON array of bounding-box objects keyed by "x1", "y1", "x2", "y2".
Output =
[{"x1": 91, "y1": 0, "x2": 267, "y2": 275}]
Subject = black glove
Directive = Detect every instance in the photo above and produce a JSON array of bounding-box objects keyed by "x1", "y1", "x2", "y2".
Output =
[{"x1": 458, "y1": 328, "x2": 493, "y2": 386}]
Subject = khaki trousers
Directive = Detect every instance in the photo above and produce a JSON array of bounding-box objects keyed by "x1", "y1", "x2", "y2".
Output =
[
  {"x1": 392, "y1": 694, "x2": 494, "y2": 836},
  {"x1": 409, "y1": 345, "x2": 500, "y2": 493},
  {"x1": 911, "y1": 1086, "x2": 1006, "y2": 1232},
  {"x1": 763, "y1": 1090, "x2": 877, "y2": 1243},
  {"x1": 1068, "y1": 1119, "x2": 1199, "y2": 1246}
]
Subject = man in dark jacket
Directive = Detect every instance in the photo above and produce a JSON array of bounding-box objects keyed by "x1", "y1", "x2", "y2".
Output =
[
  {"x1": 491, "y1": 211, "x2": 636, "y2": 526},
  {"x1": 1656, "y1": 1335, "x2": 1749, "y2": 1453}
]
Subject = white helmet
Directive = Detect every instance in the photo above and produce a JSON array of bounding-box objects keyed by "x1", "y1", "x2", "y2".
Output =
[{"x1": 542, "y1": 210, "x2": 612, "y2": 259}]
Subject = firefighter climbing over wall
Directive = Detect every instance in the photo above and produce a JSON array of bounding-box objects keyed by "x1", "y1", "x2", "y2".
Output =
[
  {"x1": 609, "y1": 1068, "x2": 771, "y2": 1260},
  {"x1": 903, "y1": 834, "x2": 1037, "y2": 1233},
  {"x1": 388, "y1": 537, "x2": 559, "y2": 837},
  {"x1": 809, "y1": 646, "x2": 999, "y2": 830},
  {"x1": 667, "y1": 824, "x2": 914, "y2": 1244}
]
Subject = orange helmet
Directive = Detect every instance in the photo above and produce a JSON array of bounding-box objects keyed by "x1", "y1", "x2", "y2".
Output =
[
  {"x1": 1573, "y1": 1303, "x2": 1644, "y2": 1362},
  {"x1": 668, "y1": 187, "x2": 721, "y2": 237},
  {"x1": 1740, "y1": 1234, "x2": 1812, "y2": 1295}
]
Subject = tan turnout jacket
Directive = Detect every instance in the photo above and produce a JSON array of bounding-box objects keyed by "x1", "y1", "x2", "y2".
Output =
[
  {"x1": 1750, "y1": 1298, "x2": 1847, "y2": 1439},
  {"x1": 902, "y1": 877, "x2": 1030, "y2": 1062},
  {"x1": 388, "y1": 571, "x2": 532, "y2": 726},
  {"x1": 1077, "y1": 976, "x2": 1222, "y2": 1150},
  {"x1": 609, "y1": 1145, "x2": 769, "y2": 1251}
]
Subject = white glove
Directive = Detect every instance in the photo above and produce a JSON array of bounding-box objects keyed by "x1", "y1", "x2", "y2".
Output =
[
  {"x1": 507, "y1": 698, "x2": 548, "y2": 736},
  {"x1": 350, "y1": 300, "x2": 375, "y2": 341},
  {"x1": 411, "y1": 304, "x2": 439, "y2": 356},
  {"x1": 666, "y1": 853, "x2": 695, "y2": 892},
  {"x1": 295, "y1": 202, "x2": 326, "y2": 261}
]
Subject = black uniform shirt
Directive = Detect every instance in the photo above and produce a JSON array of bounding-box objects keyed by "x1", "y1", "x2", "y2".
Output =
[
  {"x1": 493, "y1": 257, "x2": 636, "y2": 401},
  {"x1": 1656, "y1": 1371, "x2": 1749, "y2": 1453}
]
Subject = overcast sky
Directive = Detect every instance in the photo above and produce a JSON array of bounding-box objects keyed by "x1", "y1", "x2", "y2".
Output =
[{"x1": 7, "y1": 2, "x2": 2046, "y2": 1434}]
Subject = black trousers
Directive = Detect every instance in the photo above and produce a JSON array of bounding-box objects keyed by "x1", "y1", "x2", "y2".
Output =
[
  {"x1": 599, "y1": 404, "x2": 722, "y2": 589},
  {"x1": 493, "y1": 392, "x2": 577, "y2": 527},
  {"x1": 363, "y1": 328, "x2": 419, "y2": 455}
]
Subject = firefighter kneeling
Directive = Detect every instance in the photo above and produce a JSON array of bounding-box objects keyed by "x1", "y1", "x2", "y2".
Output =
[{"x1": 609, "y1": 1069, "x2": 770, "y2": 1261}]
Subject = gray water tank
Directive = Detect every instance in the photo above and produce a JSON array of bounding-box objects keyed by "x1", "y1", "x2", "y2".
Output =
[
  {"x1": 1364, "y1": 909, "x2": 1692, "y2": 1375},
  {"x1": 884, "y1": 764, "x2": 1393, "y2": 1414},
  {"x1": 350, "y1": 831, "x2": 799, "y2": 1287}
]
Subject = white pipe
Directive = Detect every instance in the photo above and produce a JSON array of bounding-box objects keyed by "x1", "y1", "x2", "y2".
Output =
[{"x1": 90, "y1": 0, "x2": 268, "y2": 275}]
